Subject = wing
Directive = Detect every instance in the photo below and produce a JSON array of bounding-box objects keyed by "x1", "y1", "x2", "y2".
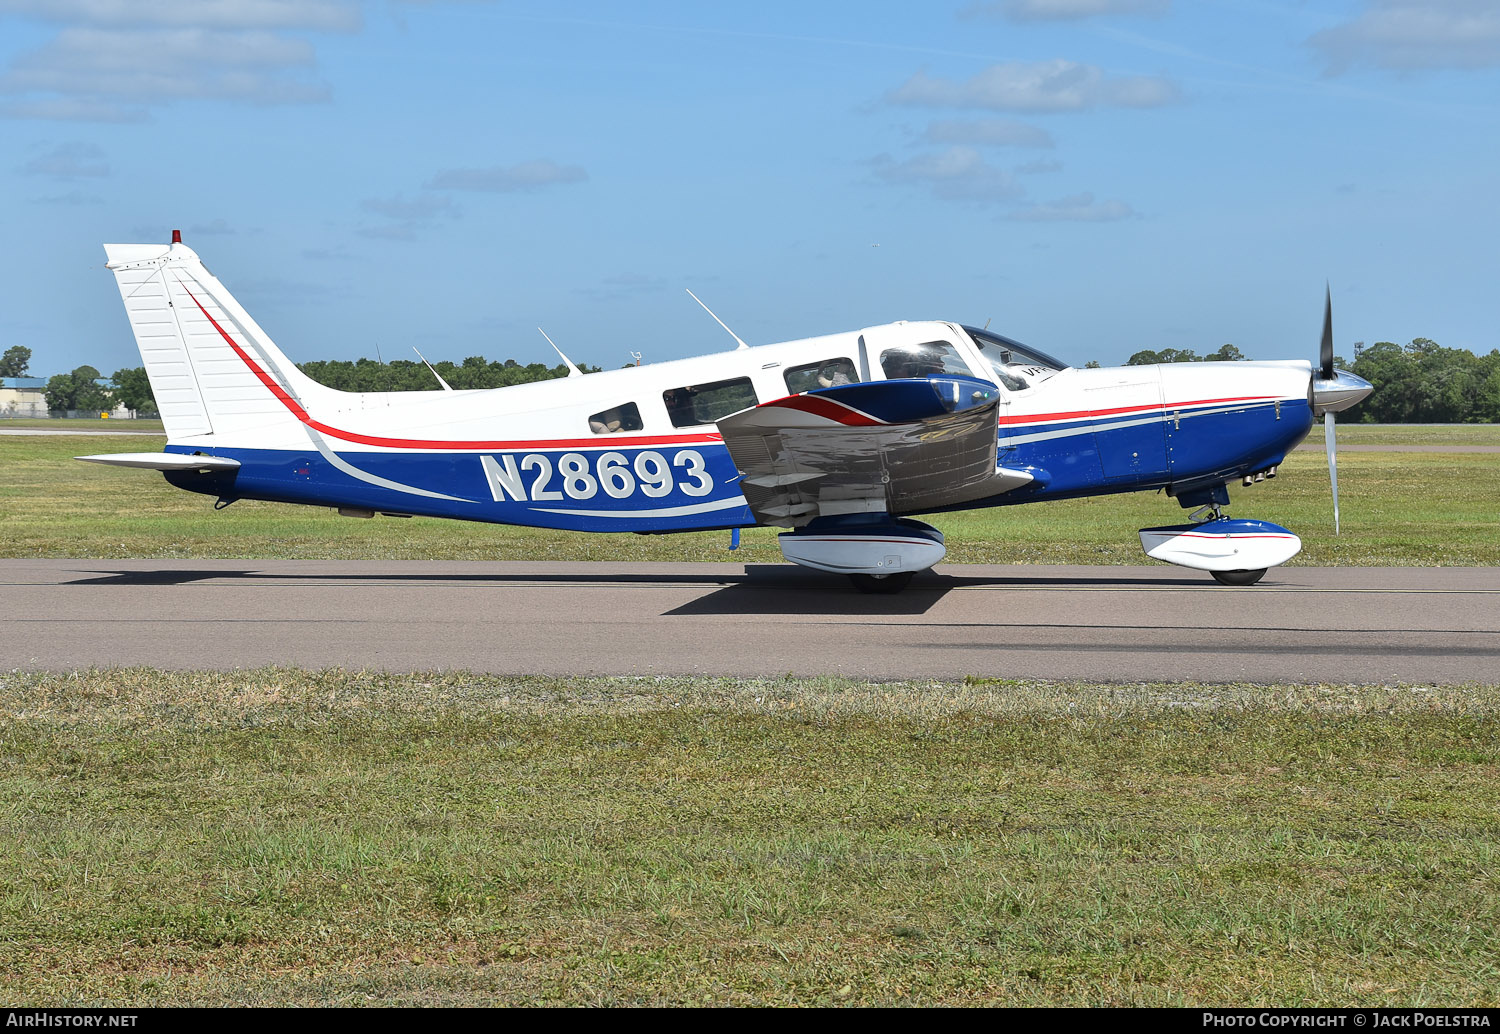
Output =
[{"x1": 717, "y1": 376, "x2": 1037, "y2": 527}]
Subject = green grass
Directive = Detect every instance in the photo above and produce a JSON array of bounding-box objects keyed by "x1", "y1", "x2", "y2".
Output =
[
  {"x1": 2, "y1": 669, "x2": 1498, "y2": 1006},
  {"x1": 4, "y1": 432, "x2": 1497, "y2": 565},
  {"x1": 1, "y1": 417, "x2": 165, "y2": 432},
  {"x1": 1314, "y1": 423, "x2": 1500, "y2": 445}
]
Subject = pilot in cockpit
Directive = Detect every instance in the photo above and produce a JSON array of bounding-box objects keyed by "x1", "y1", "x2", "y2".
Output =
[{"x1": 881, "y1": 347, "x2": 946, "y2": 381}]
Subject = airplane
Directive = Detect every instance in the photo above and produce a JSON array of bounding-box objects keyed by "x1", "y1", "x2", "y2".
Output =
[{"x1": 80, "y1": 232, "x2": 1372, "y2": 593}]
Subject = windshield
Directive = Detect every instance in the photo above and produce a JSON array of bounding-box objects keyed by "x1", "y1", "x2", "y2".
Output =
[{"x1": 962, "y1": 326, "x2": 1068, "y2": 391}]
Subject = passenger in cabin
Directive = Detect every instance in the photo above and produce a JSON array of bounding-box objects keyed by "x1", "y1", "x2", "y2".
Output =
[
  {"x1": 816, "y1": 359, "x2": 856, "y2": 388},
  {"x1": 662, "y1": 388, "x2": 696, "y2": 425},
  {"x1": 588, "y1": 402, "x2": 643, "y2": 434}
]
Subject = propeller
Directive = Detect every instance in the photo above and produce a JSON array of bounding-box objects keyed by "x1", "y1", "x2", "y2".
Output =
[
  {"x1": 1322, "y1": 287, "x2": 1340, "y2": 534},
  {"x1": 1319, "y1": 284, "x2": 1334, "y2": 381},
  {"x1": 1325, "y1": 411, "x2": 1340, "y2": 535}
]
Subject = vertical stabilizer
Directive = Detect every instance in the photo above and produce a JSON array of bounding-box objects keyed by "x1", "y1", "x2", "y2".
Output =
[{"x1": 103, "y1": 236, "x2": 339, "y2": 443}]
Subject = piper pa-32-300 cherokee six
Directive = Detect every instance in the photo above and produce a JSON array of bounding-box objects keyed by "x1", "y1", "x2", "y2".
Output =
[{"x1": 81, "y1": 233, "x2": 1371, "y2": 592}]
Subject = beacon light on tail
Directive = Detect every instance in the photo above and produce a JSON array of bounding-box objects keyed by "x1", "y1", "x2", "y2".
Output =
[{"x1": 84, "y1": 232, "x2": 1371, "y2": 592}]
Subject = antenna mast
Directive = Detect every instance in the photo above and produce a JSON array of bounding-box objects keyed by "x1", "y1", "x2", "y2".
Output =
[
  {"x1": 685, "y1": 289, "x2": 749, "y2": 350},
  {"x1": 538, "y1": 328, "x2": 583, "y2": 377}
]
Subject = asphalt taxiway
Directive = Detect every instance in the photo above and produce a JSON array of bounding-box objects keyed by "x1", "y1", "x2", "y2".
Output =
[{"x1": 3, "y1": 560, "x2": 1495, "y2": 684}]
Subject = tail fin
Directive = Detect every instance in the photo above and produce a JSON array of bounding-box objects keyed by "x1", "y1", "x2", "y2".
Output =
[{"x1": 104, "y1": 235, "x2": 339, "y2": 443}]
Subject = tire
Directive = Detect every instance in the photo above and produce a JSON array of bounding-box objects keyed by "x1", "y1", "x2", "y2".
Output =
[
  {"x1": 850, "y1": 571, "x2": 914, "y2": 594},
  {"x1": 1211, "y1": 568, "x2": 1267, "y2": 586}
]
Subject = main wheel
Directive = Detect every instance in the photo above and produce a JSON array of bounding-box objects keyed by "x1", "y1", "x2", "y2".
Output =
[
  {"x1": 1211, "y1": 568, "x2": 1267, "y2": 586},
  {"x1": 849, "y1": 571, "x2": 914, "y2": 594}
]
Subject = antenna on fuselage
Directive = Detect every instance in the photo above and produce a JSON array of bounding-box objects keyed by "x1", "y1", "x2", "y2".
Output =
[
  {"x1": 411, "y1": 347, "x2": 453, "y2": 391},
  {"x1": 685, "y1": 289, "x2": 749, "y2": 350},
  {"x1": 537, "y1": 327, "x2": 583, "y2": 377}
]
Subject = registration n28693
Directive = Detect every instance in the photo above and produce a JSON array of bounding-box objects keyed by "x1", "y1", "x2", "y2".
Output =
[{"x1": 481, "y1": 449, "x2": 714, "y2": 503}]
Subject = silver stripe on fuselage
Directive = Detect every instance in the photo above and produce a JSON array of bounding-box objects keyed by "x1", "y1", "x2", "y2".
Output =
[{"x1": 1002, "y1": 399, "x2": 1286, "y2": 447}]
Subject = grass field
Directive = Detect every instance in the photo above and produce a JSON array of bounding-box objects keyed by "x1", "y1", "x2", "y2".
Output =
[
  {"x1": 1310, "y1": 423, "x2": 1500, "y2": 445},
  {"x1": 0, "y1": 417, "x2": 166, "y2": 432},
  {"x1": 3, "y1": 668, "x2": 1497, "y2": 1007},
  {"x1": 3, "y1": 430, "x2": 1497, "y2": 565}
]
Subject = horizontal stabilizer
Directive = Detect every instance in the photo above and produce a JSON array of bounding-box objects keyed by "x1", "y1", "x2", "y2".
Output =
[{"x1": 75, "y1": 452, "x2": 241, "y2": 473}]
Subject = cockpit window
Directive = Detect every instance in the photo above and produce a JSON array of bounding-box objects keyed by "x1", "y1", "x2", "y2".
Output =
[
  {"x1": 588, "y1": 402, "x2": 642, "y2": 434},
  {"x1": 879, "y1": 340, "x2": 975, "y2": 380},
  {"x1": 785, "y1": 357, "x2": 859, "y2": 394},
  {"x1": 963, "y1": 326, "x2": 1067, "y2": 392}
]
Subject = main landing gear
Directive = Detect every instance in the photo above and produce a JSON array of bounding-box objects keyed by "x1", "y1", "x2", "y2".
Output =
[{"x1": 848, "y1": 571, "x2": 915, "y2": 594}]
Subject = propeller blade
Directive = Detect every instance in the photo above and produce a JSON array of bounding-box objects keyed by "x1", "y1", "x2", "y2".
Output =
[
  {"x1": 1325, "y1": 411, "x2": 1341, "y2": 535},
  {"x1": 1320, "y1": 284, "x2": 1334, "y2": 381}
]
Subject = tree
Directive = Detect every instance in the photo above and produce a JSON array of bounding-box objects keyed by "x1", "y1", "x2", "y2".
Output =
[
  {"x1": 1205, "y1": 344, "x2": 1244, "y2": 362},
  {"x1": 0, "y1": 345, "x2": 31, "y2": 377},
  {"x1": 110, "y1": 367, "x2": 158, "y2": 416},
  {"x1": 1127, "y1": 348, "x2": 1200, "y2": 365},
  {"x1": 43, "y1": 365, "x2": 111, "y2": 413},
  {"x1": 296, "y1": 354, "x2": 598, "y2": 392},
  {"x1": 1347, "y1": 339, "x2": 1500, "y2": 423}
]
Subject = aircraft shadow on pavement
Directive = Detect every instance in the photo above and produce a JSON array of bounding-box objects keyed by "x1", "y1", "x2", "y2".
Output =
[
  {"x1": 62, "y1": 565, "x2": 1204, "y2": 612},
  {"x1": 663, "y1": 565, "x2": 1205, "y2": 616}
]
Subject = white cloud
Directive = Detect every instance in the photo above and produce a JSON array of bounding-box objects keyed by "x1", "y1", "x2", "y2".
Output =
[
  {"x1": 1015, "y1": 158, "x2": 1063, "y2": 174},
  {"x1": 425, "y1": 161, "x2": 589, "y2": 193},
  {"x1": 0, "y1": 2, "x2": 355, "y2": 120},
  {"x1": 1311, "y1": 0, "x2": 1500, "y2": 72},
  {"x1": 0, "y1": 97, "x2": 146, "y2": 121},
  {"x1": 21, "y1": 140, "x2": 108, "y2": 178},
  {"x1": 922, "y1": 118, "x2": 1054, "y2": 148},
  {"x1": 360, "y1": 194, "x2": 456, "y2": 221},
  {"x1": 872, "y1": 146, "x2": 1024, "y2": 202},
  {"x1": 1006, "y1": 192, "x2": 1135, "y2": 221},
  {"x1": 3, "y1": 28, "x2": 327, "y2": 105},
  {"x1": 889, "y1": 60, "x2": 1179, "y2": 112},
  {"x1": 963, "y1": 0, "x2": 1168, "y2": 21},
  {"x1": 0, "y1": 1, "x2": 360, "y2": 31}
]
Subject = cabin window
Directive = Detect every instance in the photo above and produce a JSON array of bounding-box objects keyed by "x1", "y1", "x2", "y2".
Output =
[
  {"x1": 588, "y1": 401, "x2": 643, "y2": 434},
  {"x1": 663, "y1": 376, "x2": 759, "y2": 427},
  {"x1": 879, "y1": 340, "x2": 975, "y2": 380},
  {"x1": 784, "y1": 357, "x2": 859, "y2": 394}
]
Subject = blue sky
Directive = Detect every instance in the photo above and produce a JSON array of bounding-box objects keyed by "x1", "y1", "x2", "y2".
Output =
[{"x1": 2, "y1": 0, "x2": 1497, "y2": 377}]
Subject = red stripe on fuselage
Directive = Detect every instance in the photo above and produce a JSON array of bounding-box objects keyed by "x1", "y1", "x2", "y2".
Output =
[{"x1": 178, "y1": 284, "x2": 723, "y2": 452}]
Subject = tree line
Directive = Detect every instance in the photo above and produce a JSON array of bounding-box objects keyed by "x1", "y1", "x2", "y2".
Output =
[
  {"x1": 1120, "y1": 338, "x2": 1500, "y2": 423},
  {"x1": 295, "y1": 356, "x2": 598, "y2": 392}
]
